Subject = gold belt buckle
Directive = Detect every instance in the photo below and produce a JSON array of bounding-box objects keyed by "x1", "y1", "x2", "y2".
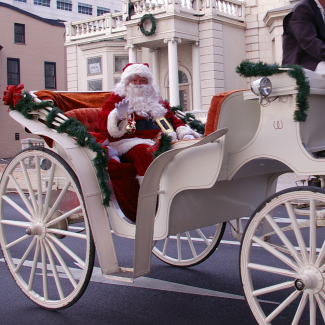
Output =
[{"x1": 155, "y1": 117, "x2": 174, "y2": 134}]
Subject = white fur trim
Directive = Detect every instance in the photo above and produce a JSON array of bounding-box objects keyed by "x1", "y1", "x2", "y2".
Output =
[
  {"x1": 107, "y1": 108, "x2": 128, "y2": 138},
  {"x1": 109, "y1": 138, "x2": 155, "y2": 156},
  {"x1": 136, "y1": 175, "x2": 144, "y2": 185},
  {"x1": 168, "y1": 131, "x2": 177, "y2": 142},
  {"x1": 176, "y1": 125, "x2": 202, "y2": 140},
  {"x1": 121, "y1": 64, "x2": 153, "y2": 85}
]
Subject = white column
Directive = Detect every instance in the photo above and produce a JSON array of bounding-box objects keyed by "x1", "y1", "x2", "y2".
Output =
[
  {"x1": 191, "y1": 41, "x2": 202, "y2": 110},
  {"x1": 164, "y1": 37, "x2": 181, "y2": 107},
  {"x1": 150, "y1": 48, "x2": 160, "y2": 89},
  {"x1": 125, "y1": 44, "x2": 137, "y2": 63}
]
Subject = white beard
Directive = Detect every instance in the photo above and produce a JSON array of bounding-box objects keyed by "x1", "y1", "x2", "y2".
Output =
[{"x1": 124, "y1": 84, "x2": 167, "y2": 120}]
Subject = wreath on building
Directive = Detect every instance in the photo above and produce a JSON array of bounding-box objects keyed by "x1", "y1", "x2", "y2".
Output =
[{"x1": 138, "y1": 14, "x2": 156, "y2": 36}]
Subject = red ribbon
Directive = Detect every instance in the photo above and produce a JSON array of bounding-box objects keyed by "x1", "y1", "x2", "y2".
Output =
[
  {"x1": 2, "y1": 84, "x2": 24, "y2": 108},
  {"x1": 147, "y1": 132, "x2": 163, "y2": 155}
]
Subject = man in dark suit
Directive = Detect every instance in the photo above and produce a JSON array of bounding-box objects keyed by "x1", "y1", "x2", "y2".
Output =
[{"x1": 282, "y1": 0, "x2": 325, "y2": 74}]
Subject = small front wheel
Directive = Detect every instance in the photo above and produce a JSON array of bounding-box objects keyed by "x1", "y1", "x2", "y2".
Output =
[
  {"x1": 0, "y1": 148, "x2": 95, "y2": 309},
  {"x1": 240, "y1": 187, "x2": 325, "y2": 324}
]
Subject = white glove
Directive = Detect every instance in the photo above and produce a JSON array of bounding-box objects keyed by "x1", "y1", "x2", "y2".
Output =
[
  {"x1": 107, "y1": 146, "x2": 119, "y2": 158},
  {"x1": 183, "y1": 134, "x2": 195, "y2": 140},
  {"x1": 115, "y1": 99, "x2": 129, "y2": 120},
  {"x1": 168, "y1": 131, "x2": 177, "y2": 142}
]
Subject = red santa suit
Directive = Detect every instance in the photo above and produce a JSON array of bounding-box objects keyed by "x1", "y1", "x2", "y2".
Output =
[{"x1": 97, "y1": 63, "x2": 201, "y2": 180}]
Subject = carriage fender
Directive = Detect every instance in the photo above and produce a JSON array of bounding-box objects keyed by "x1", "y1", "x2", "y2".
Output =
[
  {"x1": 133, "y1": 128, "x2": 228, "y2": 278},
  {"x1": 10, "y1": 111, "x2": 120, "y2": 275}
]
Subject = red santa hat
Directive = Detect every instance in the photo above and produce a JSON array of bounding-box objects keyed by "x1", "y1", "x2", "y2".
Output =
[{"x1": 121, "y1": 63, "x2": 153, "y2": 84}]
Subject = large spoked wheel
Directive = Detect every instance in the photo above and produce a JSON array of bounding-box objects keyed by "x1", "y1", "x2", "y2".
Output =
[
  {"x1": 152, "y1": 223, "x2": 226, "y2": 267},
  {"x1": 240, "y1": 187, "x2": 325, "y2": 324},
  {"x1": 0, "y1": 148, "x2": 95, "y2": 309}
]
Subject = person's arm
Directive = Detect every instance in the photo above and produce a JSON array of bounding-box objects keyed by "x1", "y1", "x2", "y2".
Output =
[{"x1": 290, "y1": 4, "x2": 325, "y2": 61}]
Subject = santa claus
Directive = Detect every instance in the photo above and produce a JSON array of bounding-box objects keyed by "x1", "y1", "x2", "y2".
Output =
[{"x1": 97, "y1": 63, "x2": 201, "y2": 183}]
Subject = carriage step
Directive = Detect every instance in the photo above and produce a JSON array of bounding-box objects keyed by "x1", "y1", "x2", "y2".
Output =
[{"x1": 103, "y1": 267, "x2": 134, "y2": 283}]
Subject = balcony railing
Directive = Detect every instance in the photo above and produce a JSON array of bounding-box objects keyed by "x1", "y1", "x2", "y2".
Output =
[{"x1": 65, "y1": 0, "x2": 245, "y2": 42}]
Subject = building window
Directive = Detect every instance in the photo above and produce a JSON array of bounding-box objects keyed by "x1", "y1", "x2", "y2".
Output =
[
  {"x1": 44, "y1": 62, "x2": 56, "y2": 89},
  {"x1": 88, "y1": 79, "x2": 102, "y2": 91},
  {"x1": 57, "y1": 0, "x2": 72, "y2": 11},
  {"x1": 114, "y1": 56, "x2": 129, "y2": 73},
  {"x1": 87, "y1": 57, "x2": 102, "y2": 75},
  {"x1": 34, "y1": 0, "x2": 51, "y2": 7},
  {"x1": 7, "y1": 58, "x2": 20, "y2": 86},
  {"x1": 14, "y1": 23, "x2": 25, "y2": 44},
  {"x1": 78, "y1": 2, "x2": 92, "y2": 15},
  {"x1": 97, "y1": 6, "x2": 110, "y2": 16}
]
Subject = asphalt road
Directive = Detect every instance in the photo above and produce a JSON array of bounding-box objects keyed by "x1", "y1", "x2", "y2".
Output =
[{"x1": 0, "y1": 196, "x2": 324, "y2": 325}]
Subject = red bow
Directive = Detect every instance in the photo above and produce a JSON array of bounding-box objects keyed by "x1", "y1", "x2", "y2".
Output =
[{"x1": 2, "y1": 84, "x2": 24, "y2": 108}]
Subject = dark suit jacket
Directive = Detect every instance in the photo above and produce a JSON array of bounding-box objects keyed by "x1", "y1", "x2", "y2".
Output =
[{"x1": 282, "y1": 0, "x2": 325, "y2": 70}]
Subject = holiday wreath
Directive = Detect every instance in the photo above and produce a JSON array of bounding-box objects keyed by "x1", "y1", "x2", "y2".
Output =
[
  {"x1": 139, "y1": 14, "x2": 156, "y2": 36},
  {"x1": 236, "y1": 60, "x2": 310, "y2": 122}
]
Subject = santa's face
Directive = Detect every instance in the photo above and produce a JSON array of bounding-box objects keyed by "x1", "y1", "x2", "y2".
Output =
[{"x1": 129, "y1": 76, "x2": 148, "y2": 85}]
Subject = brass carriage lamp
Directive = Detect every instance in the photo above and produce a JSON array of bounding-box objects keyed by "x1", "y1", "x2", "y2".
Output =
[{"x1": 251, "y1": 77, "x2": 272, "y2": 103}]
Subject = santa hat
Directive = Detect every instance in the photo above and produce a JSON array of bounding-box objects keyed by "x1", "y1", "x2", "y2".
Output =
[{"x1": 120, "y1": 63, "x2": 153, "y2": 84}]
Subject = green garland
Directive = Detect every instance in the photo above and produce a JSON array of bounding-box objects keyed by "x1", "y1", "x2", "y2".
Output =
[
  {"x1": 236, "y1": 60, "x2": 310, "y2": 122},
  {"x1": 139, "y1": 14, "x2": 156, "y2": 36},
  {"x1": 153, "y1": 133, "x2": 172, "y2": 158},
  {"x1": 170, "y1": 105, "x2": 206, "y2": 135},
  {"x1": 12, "y1": 92, "x2": 112, "y2": 206}
]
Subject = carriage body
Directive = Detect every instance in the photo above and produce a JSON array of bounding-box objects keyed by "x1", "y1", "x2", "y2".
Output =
[{"x1": 2, "y1": 69, "x2": 325, "y2": 323}]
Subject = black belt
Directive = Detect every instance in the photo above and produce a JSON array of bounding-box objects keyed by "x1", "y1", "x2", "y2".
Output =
[{"x1": 136, "y1": 119, "x2": 161, "y2": 131}]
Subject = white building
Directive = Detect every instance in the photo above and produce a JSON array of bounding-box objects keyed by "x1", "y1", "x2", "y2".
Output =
[{"x1": 1, "y1": 0, "x2": 122, "y2": 21}]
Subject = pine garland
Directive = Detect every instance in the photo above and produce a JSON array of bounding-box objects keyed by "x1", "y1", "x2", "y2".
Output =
[
  {"x1": 139, "y1": 14, "x2": 156, "y2": 36},
  {"x1": 12, "y1": 92, "x2": 111, "y2": 206},
  {"x1": 153, "y1": 133, "x2": 172, "y2": 158},
  {"x1": 236, "y1": 60, "x2": 310, "y2": 122},
  {"x1": 170, "y1": 105, "x2": 206, "y2": 135}
]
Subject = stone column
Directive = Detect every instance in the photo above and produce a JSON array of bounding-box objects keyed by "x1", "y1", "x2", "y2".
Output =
[
  {"x1": 191, "y1": 41, "x2": 202, "y2": 110},
  {"x1": 164, "y1": 37, "x2": 181, "y2": 107},
  {"x1": 149, "y1": 48, "x2": 160, "y2": 89},
  {"x1": 125, "y1": 44, "x2": 137, "y2": 63}
]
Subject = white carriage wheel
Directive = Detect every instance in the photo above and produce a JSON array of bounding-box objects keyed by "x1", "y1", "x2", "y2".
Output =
[
  {"x1": 0, "y1": 148, "x2": 95, "y2": 309},
  {"x1": 152, "y1": 223, "x2": 226, "y2": 267},
  {"x1": 240, "y1": 187, "x2": 325, "y2": 324}
]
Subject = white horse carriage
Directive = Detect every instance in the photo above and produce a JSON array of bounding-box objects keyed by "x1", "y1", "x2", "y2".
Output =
[{"x1": 1, "y1": 67, "x2": 325, "y2": 324}]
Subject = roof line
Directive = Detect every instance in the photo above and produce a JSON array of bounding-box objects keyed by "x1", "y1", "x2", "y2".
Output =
[{"x1": 0, "y1": 1, "x2": 65, "y2": 26}]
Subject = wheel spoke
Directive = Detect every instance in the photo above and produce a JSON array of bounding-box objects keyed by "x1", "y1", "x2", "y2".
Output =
[
  {"x1": 44, "y1": 180, "x2": 71, "y2": 224},
  {"x1": 177, "y1": 234, "x2": 182, "y2": 261},
  {"x1": 46, "y1": 206, "x2": 82, "y2": 228},
  {"x1": 252, "y1": 281, "x2": 294, "y2": 297},
  {"x1": 14, "y1": 237, "x2": 36, "y2": 273},
  {"x1": 196, "y1": 228, "x2": 210, "y2": 246},
  {"x1": 265, "y1": 290, "x2": 301, "y2": 323},
  {"x1": 28, "y1": 239, "x2": 40, "y2": 291},
  {"x1": 48, "y1": 234, "x2": 85, "y2": 268},
  {"x1": 292, "y1": 291, "x2": 308, "y2": 325},
  {"x1": 44, "y1": 240, "x2": 65, "y2": 299},
  {"x1": 8, "y1": 175, "x2": 35, "y2": 219},
  {"x1": 46, "y1": 238, "x2": 77, "y2": 288},
  {"x1": 265, "y1": 214, "x2": 303, "y2": 265},
  {"x1": 315, "y1": 293, "x2": 325, "y2": 322},
  {"x1": 252, "y1": 236, "x2": 299, "y2": 272},
  {"x1": 5, "y1": 234, "x2": 30, "y2": 250},
  {"x1": 309, "y1": 199, "x2": 317, "y2": 264},
  {"x1": 2, "y1": 195, "x2": 33, "y2": 222},
  {"x1": 309, "y1": 293, "x2": 316, "y2": 325},
  {"x1": 285, "y1": 202, "x2": 308, "y2": 263},
  {"x1": 0, "y1": 219, "x2": 31, "y2": 228},
  {"x1": 35, "y1": 156, "x2": 43, "y2": 218},
  {"x1": 42, "y1": 163, "x2": 56, "y2": 216},
  {"x1": 47, "y1": 228, "x2": 87, "y2": 239},
  {"x1": 315, "y1": 239, "x2": 325, "y2": 268},
  {"x1": 20, "y1": 161, "x2": 38, "y2": 214},
  {"x1": 162, "y1": 237, "x2": 169, "y2": 256},
  {"x1": 41, "y1": 241, "x2": 48, "y2": 300},
  {"x1": 185, "y1": 231, "x2": 197, "y2": 258},
  {"x1": 248, "y1": 263, "x2": 297, "y2": 278}
]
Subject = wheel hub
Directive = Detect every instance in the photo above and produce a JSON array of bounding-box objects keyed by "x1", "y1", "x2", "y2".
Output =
[
  {"x1": 295, "y1": 265, "x2": 324, "y2": 293},
  {"x1": 26, "y1": 222, "x2": 46, "y2": 239}
]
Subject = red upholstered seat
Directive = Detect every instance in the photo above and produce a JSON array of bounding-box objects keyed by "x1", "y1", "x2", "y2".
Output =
[{"x1": 64, "y1": 107, "x2": 101, "y2": 133}]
